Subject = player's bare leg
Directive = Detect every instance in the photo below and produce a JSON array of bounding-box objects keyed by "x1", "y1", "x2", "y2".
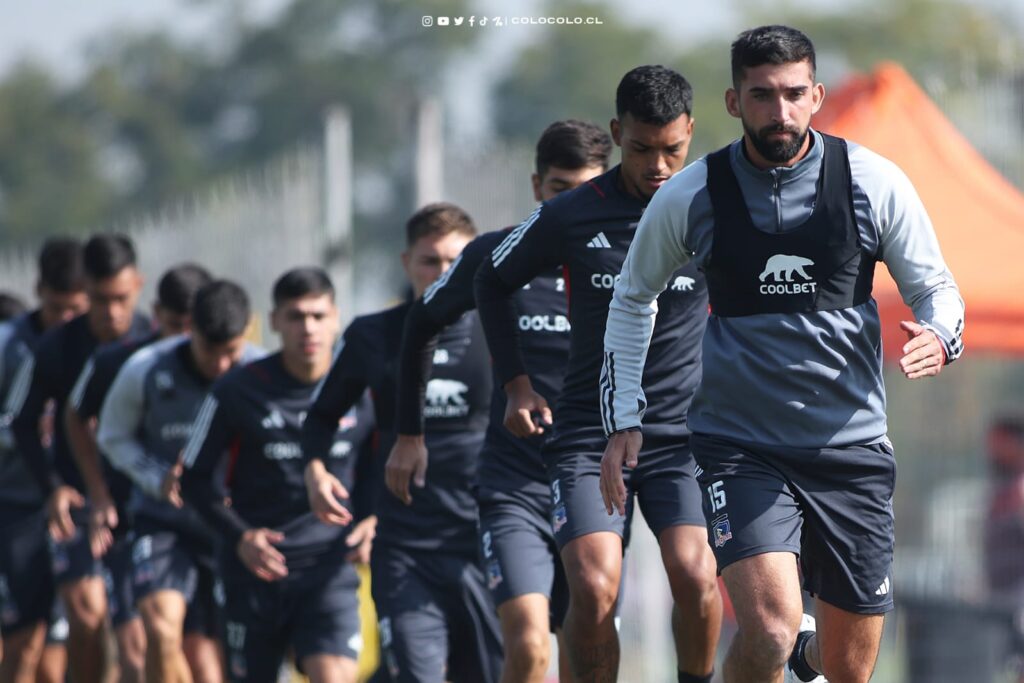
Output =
[
  {"x1": 560, "y1": 532, "x2": 622, "y2": 682},
  {"x1": 659, "y1": 524, "x2": 721, "y2": 679},
  {"x1": 497, "y1": 593, "x2": 553, "y2": 683},
  {"x1": 61, "y1": 577, "x2": 109, "y2": 683},
  {"x1": 720, "y1": 552, "x2": 803, "y2": 683}
]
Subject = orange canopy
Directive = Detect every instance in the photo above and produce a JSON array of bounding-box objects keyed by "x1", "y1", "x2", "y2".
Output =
[{"x1": 813, "y1": 62, "x2": 1024, "y2": 358}]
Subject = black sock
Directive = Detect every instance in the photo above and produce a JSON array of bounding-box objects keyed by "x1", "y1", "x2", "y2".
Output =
[
  {"x1": 788, "y1": 629, "x2": 821, "y2": 682},
  {"x1": 678, "y1": 671, "x2": 713, "y2": 683}
]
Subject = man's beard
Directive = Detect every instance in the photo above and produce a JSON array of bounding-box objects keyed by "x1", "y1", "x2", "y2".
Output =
[{"x1": 744, "y1": 121, "x2": 808, "y2": 164}]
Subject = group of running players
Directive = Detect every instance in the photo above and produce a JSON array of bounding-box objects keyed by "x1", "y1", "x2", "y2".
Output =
[{"x1": 1, "y1": 24, "x2": 963, "y2": 683}]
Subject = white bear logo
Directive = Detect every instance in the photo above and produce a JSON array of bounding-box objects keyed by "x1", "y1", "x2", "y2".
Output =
[
  {"x1": 425, "y1": 379, "x2": 468, "y2": 407},
  {"x1": 671, "y1": 276, "x2": 695, "y2": 292},
  {"x1": 759, "y1": 254, "x2": 814, "y2": 282}
]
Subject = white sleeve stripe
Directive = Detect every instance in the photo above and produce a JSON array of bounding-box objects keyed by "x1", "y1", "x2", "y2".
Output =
[
  {"x1": 599, "y1": 351, "x2": 616, "y2": 435},
  {"x1": 3, "y1": 356, "x2": 34, "y2": 417},
  {"x1": 69, "y1": 358, "x2": 95, "y2": 412},
  {"x1": 492, "y1": 207, "x2": 542, "y2": 267},
  {"x1": 423, "y1": 252, "x2": 463, "y2": 304},
  {"x1": 182, "y1": 395, "x2": 219, "y2": 468}
]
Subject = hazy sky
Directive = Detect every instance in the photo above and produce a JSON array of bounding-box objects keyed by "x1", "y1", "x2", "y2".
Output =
[
  {"x1": 3, "y1": 0, "x2": 1020, "y2": 80},
  {"x1": 0, "y1": 0, "x2": 739, "y2": 80}
]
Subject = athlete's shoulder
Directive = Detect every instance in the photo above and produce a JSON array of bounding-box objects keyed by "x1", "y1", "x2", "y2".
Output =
[
  {"x1": 347, "y1": 302, "x2": 408, "y2": 340},
  {"x1": 35, "y1": 314, "x2": 81, "y2": 358},
  {"x1": 841, "y1": 134, "x2": 918, "y2": 209},
  {"x1": 469, "y1": 230, "x2": 508, "y2": 253},
  {"x1": 121, "y1": 335, "x2": 186, "y2": 380},
  {"x1": 95, "y1": 332, "x2": 156, "y2": 369},
  {"x1": 214, "y1": 351, "x2": 272, "y2": 398},
  {"x1": 844, "y1": 137, "x2": 910, "y2": 182},
  {"x1": 545, "y1": 166, "x2": 621, "y2": 216},
  {"x1": 659, "y1": 154, "x2": 711, "y2": 205}
]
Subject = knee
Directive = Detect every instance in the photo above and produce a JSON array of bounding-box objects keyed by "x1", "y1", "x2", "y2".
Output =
[
  {"x1": 820, "y1": 646, "x2": 874, "y2": 683},
  {"x1": 1, "y1": 626, "x2": 45, "y2": 669},
  {"x1": 505, "y1": 625, "x2": 551, "y2": 673},
  {"x1": 568, "y1": 567, "x2": 619, "y2": 618},
  {"x1": 63, "y1": 581, "x2": 108, "y2": 632},
  {"x1": 663, "y1": 541, "x2": 719, "y2": 601},
  {"x1": 738, "y1": 617, "x2": 798, "y2": 670},
  {"x1": 139, "y1": 600, "x2": 184, "y2": 653},
  {"x1": 117, "y1": 621, "x2": 147, "y2": 673}
]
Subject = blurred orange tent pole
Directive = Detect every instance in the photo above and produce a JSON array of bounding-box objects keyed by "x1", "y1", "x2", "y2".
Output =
[{"x1": 814, "y1": 62, "x2": 1024, "y2": 359}]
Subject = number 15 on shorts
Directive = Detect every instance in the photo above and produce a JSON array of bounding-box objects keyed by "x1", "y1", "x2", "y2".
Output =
[{"x1": 706, "y1": 480, "x2": 726, "y2": 513}]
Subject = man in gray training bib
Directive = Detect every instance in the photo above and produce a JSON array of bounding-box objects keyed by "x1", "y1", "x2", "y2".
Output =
[{"x1": 601, "y1": 24, "x2": 964, "y2": 683}]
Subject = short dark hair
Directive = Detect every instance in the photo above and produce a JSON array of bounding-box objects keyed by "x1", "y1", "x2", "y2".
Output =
[
  {"x1": 83, "y1": 233, "x2": 137, "y2": 280},
  {"x1": 272, "y1": 267, "x2": 335, "y2": 307},
  {"x1": 191, "y1": 280, "x2": 250, "y2": 344},
  {"x1": 158, "y1": 264, "x2": 213, "y2": 315},
  {"x1": 731, "y1": 25, "x2": 816, "y2": 88},
  {"x1": 0, "y1": 292, "x2": 26, "y2": 321},
  {"x1": 405, "y1": 202, "x2": 476, "y2": 247},
  {"x1": 535, "y1": 120, "x2": 613, "y2": 178},
  {"x1": 615, "y1": 65, "x2": 693, "y2": 125},
  {"x1": 38, "y1": 238, "x2": 86, "y2": 292}
]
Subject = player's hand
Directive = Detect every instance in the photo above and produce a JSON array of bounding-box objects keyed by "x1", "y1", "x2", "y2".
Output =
[
  {"x1": 600, "y1": 429, "x2": 642, "y2": 516},
  {"x1": 304, "y1": 459, "x2": 353, "y2": 527},
  {"x1": 385, "y1": 435, "x2": 428, "y2": 505},
  {"x1": 161, "y1": 461, "x2": 184, "y2": 509},
  {"x1": 345, "y1": 515, "x2": 377, "y2": 564},
  {"x1": 503, "y1": 375, "x2": 553, "y2": 438},
  {"x1": 88, "y1": 494, "x2": 119, "y2": 558},
  {"x1": 237, "y1": 528, "x2": 288, "y2": 582},
  {"x1": 899, "y1": 321, "x2": 946, "y2": 379},
  {"x1": 47, "y1": 485, "x2": 85, "y2": 542}
]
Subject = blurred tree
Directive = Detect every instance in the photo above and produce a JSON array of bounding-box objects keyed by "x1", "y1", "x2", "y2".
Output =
[
  {"x1": 492, "y1": 1, "x2": 670, "y2": 144},
  {"x1": 0, "y1": 64, "x2": 111, "y2": 241},
  {"x1": 0, "y1": 0, "x2": 476, "y2": 244}
]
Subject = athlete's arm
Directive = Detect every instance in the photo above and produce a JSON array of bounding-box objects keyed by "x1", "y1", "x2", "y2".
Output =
[
  {"x1": 96, "y1": 352, "x2": 173, "y2": 500},
  {"x1": 9, "y1": 341, "x2": 63, "y2": 497},
  {"x1": 474, "y1": 208, "x2": 563, "y2": 436},
  {"x1": 301, "y1": 324, "x2": 370, "y2": 525},
  {"x1": 0, "y1": 323, "x2": 18, "y2": 449},
  {"x1": 860, "y1": 149, "x2": 965, "y2": 377},
  {"x1": 601, "y1": 177, "x2": 693, "y2": 515},
  {"x1": 389, "y1": 239, "x2": 493, "y2": 503},
  {"x1": 9, "y1": 339, "x2": 86, "y2": 539},
  {"x1": 179, "y1": 390, "x2": 249, "y2": 547},
  {"x1": 66, "y1": 357, "x2": 118, "y2": 556}
]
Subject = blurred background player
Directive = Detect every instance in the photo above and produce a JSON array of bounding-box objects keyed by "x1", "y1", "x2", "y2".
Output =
[
  {"x1": 181, "y1": 267, "x2": 375, "y2": 683},
  {"x1": 65, "y1": 263, "x2": 213, "y2": 683},
  {"x1": 0, "y1": 294, "x2": 26, "y2": 323},
  {"x1": 9, "y1": 234, "x2": 149, "y2": 683},
  {"x1": 97, "y1": 280, "x2": 260, "y2": 683},
  {"x1": 303, "y1": 203, "x2": 502, "y2": 683},
  {"x1": 387, "y1": 119, "x2": 610, "y2": 683},
  {"x1": 474, "y1": 66, "x2": 722, "y2": 683},
  {"x1": 983, "y1": 414, "x2": 1024, "y2": 682},
  {"x1": 0, "y1": 238, "x2": 88, "y2": 683}
]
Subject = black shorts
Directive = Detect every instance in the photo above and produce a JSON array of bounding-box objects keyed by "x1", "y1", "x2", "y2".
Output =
[
  {"x1": 478, "y1": 493, "x2": 568, "y2": 629},
  {"x1": 371, "y1": 544, "x2": 503, "y2": 683},
  {"x1": 692, "y1": 433, "x2": 896, "y2": 614},
  {"x1": 48, "y1": 507, "x2": 102, "y2": 586},
  {"x1": 544, "y1": 432, "x2": 704, "y2": 549},
  {"x1": 131, "y1": 526, "x2": 219, "y2": 635},
  {"x1": 220, "y1": 554, "x2": 362, "y2": 683},
  {"x1": 0, "y1": 510, "x2": 61, "y2": 637},
  {"x1": 104, "y1": 531, "x2": 139, "y2": 628}
]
